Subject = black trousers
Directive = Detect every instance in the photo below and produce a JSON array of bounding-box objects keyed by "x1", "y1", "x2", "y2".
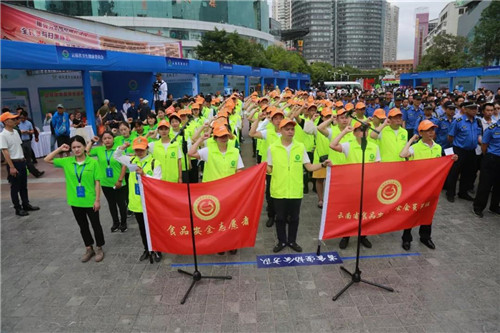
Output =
[
  {"x1": 446, "y1": 146, "x2": 477, "y2": 197},
  {"x1": 402, "y1": 225, "x2": 431, "y2": 242},
  {"x1": 21, "y1": 141, "x2": 41, "y2": 176},
  {"x1": 135, "y1": 212, "x2": 148, "y2": 251},
  {"x1": 265, "y1": 174, "x2": 275, "y2": 219},
  {"x1": 252, "y1": 138, "x2": 257, "y2": 156},
  {"x1": 102, "y1": 186, "x2": 128, "y2": 226},
  {"x1": 6, "y1": 161, "x2": 29, "y2": 210},
  {"x1": 303, "y1": 151, "x2": 314, "y2": 190},
  {"x1": 473, "y1": 153, "x2": 500, "y2": 212},
  {"x1": 274, "y1": 198, "x2": 301, "y2": 244},
  {"x1": 71, "y1": 206, "x2": 105, "y2": 247},
  {"x1": 182, "y1": 159, "x2": 199, "y2": 183}
]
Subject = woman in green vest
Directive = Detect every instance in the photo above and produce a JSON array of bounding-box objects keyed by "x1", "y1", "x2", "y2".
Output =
[
  {"x1": 86, "y1": 131, "x2": 128, "y2": 232},
  {"x1": 169, "y1": 112, "x2": 194, "y2": 183},
  {"x1": 330, "y1": 122, "x2": 380, "y2": 250},
  {"x1": 399, "y1": 120, "x2": 457, "y2": 251},
  {"x1": 44, "y1": 135, "x2": 104, "y2": 263},
  {"x1": 149, "y1": 120, "x2": 182, "y2": 183},
  {"x1": 188, "y1": 124, "x2": 244, "y2": 255},
  {"x1": 114, "y1": 121, "x2": 136, "y2": 217},
  {"x1": 114, "y1": 137, "x2": 163, "y2": 263},
  {"x1": 268, "y1": 119, "x2": 332, "y2": 254}
]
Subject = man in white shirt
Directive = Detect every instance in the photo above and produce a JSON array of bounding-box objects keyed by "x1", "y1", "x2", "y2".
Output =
[
  {"x1": 153, "y1": 73, "x2": 168, "y2": 112},
  {"x1": 0, "y1": 112, "x2": 40, "y2": 216}
]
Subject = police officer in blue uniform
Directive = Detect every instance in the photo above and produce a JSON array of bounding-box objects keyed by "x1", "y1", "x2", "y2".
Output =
[
  {"x1": 446, "y1": 102, "x2": 482, "y2": 202},
  {"x1": 436, "y1": 101, "x2": 456, "y2": 151},
  {"x1": 473, "y1": 121, "x2": 500, "y2": 217},
  {"x1": 404, "y1": 94, "x2": 423, "y2": 138},
  {"x1": 366, "y1": 97, "x2": 376, "y2": 117}
]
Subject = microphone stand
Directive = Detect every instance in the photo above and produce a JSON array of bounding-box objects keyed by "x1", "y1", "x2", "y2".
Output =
[
  {"x1": 173, "y1": 118, "x2": 232, "y2": 304},
  {"x1": 332, "y1": 113, "x2": 394, "y2": 301}
]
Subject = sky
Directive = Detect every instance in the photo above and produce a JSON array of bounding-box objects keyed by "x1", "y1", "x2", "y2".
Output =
[{"x1": 388, "y1": 0, "x2": 455, "y2": 59}]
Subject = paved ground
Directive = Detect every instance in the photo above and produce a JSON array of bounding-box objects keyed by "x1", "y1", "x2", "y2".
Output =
[{"x1": 1, "y1": 140, "x2": 499, "y2": 332}]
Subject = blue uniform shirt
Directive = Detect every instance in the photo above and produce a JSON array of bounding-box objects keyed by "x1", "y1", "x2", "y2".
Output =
[
  {"x1": 18, "y1": 120, "x2": 33, "y2": 141},
  {"x1": 435, "y1": 106, "x2": 445, "y2": 117},
  {"x1": 482, "y1": 123, "x2": 500, "y2": 156},
  {"x1": 403, "y1": 105, "x2": 423, "y2": 130},
  {"x1": 436, "y1": 116, "x2": 453, "y2": 149},
  {"x1": 449, "y1": 116, "x2": 482, "y2": 150},
  {"x1": 366, "y1": 104, "x2": 376, "y2": 117}
]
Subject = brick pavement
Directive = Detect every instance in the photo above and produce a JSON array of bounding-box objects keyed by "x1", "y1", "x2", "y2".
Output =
[{"x1": 1, "y1": 140, "x2": 499, "y2": 332}]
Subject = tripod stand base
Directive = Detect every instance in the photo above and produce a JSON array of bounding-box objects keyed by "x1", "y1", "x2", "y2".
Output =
[
  {"x1": 332, "y1": 266, "x2": 394, "y2": 301},
  {"x1": 178, "y1": 269, "x2": 232, "y2": 304}
]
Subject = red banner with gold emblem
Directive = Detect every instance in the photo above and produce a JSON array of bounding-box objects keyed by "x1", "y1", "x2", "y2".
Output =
[
  {"x1": 140, "y1": 163, "x2": 266, "y2": 255},
  {"x1": 319, "y1": 156, "x2": 454, "y2": 239}
]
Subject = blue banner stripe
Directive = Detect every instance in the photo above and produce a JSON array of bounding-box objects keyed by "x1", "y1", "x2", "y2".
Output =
[{"x1": 170, "y1": 252, "x2": 421, "y2": 267}]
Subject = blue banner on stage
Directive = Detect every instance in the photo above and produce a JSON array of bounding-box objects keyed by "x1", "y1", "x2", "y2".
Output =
[
  {"x1": 256, "y1": 251, "x2": 342, "y2": 269},
  {"x1": 56, "y1": 46, "x2": 106, "y2": 63}
]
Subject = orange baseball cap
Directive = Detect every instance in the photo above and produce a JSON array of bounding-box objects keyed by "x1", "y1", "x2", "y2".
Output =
[
  {"x1": 169, "y1": 113, "x2": 181, "y2": 121},
  {"x1": 353, "y1": 121, "x2": 368, "y2": 130},
  {"x1": 335, "y1": 101, "x2": 344, "y2": 108},
  {"x1": 345, "y1": 103, "x2": 354, "y2": 111},
  {"x1": 178, "y1": 109, "x2": 192, "y2": 116},
  {"x1": 211, "y1": 97, "x2": 220, "y2": 105},
  {"x1": 195, "y1": 96, "x2": 205, "y2": 104},
  {"x1": 388, "y1": 108, "x2": 403, "y2": 117},
  {"x1": 270, "y1": 108, "x2": 285, "y2": 119},
  {"x1": 213, "y1": 125, "x2": 231, "y2": 137},
  {"x1": 336, "y1": 108, "x2": 347, "y2": 116},
  {"x1": 132, "y1": 136, "x2": 149, "y2": 150},
  {"x1": 418, "y1": 120, "x2": 437, "y2": 132},
  {"x1": 279, "y1": 119, "x2": 296, "y2": 129},
  {"x1": 0, "y1": 112, "x2": 19, "y2": 122},
  {"x1": 355, "y1": 102, "x2": 366, "y2": 109},
  {"x1": 321, "y1": 108, "x2": 333, "y2": 117},
  {"x1": 191, "y1": 103, "x2": 200, "y2": 110},
  {"x1": 307, "y1": 104, "x2": 318, "y2": 111},
  {"x1": 165, "y1": 105, "x2": 175, "y2": 115},
  {"x1": 157, "y1": 120, "x2": 170, "y2": 128},
  {"x1": 372, "y1": 108, "x2": 386, "y2": 119}
]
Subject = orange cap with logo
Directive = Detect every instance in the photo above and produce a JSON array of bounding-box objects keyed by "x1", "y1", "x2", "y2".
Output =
[
  {"x1": 169, "y1": 113, "x2": 181, "y2": 121},
  {"x1": 279, "y1": 118, "x2": 296, "y2": 129},
  {"x1": 335, "y1": 101, "x2": 344, "y2": 108},
  {"x1": 345, "y1": 103, "x2": 354, "y2": 111},
  {"x1": 321, "y1": 108, "x2": 333, "y2": 117},
  {"x1": 0, "y1": 112, "x2": 19, "y2": 122},
  {"x1": 355, "y1": 102, "x2": 366, "y2": 109},
  {"x1": 336, "y1": 108, "x2": 347, "y2": 116},
  {"x1": 388, "y1": 108, "x2": 402, "y2": 117},
  {"x1": 270, "y1": 108, "x2": 285, "y2": 118},
  {"x1": 372, "y1": 108, "x2": 387, "y2": 119},
  {"x1": 178, "y1": 109, "x2": 192, "y2": 116},
  {"x1": 418, "y1": 120, "x2": 437, "y2": 132},
  {"x1": 132, "y1": 136, "x2": 149, "y2": 150},
  {"x1": 213, "y1": 125, "x2": 231, "y2": 137},
  {"x1": 195, "y1": 96, "x2": 205, "y2": 104},
  {"x1": 157, "y1": 119, "x2": 170, "y2": 128}
]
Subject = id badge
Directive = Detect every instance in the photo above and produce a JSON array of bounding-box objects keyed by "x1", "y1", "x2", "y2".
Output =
[
  {"x1": 106, "y1": 167, "x2": 113, "y2": 178},
  {"x1": 76, "y1": 186, "x2": 85, "y2": 198},
  {"x1": 135, "y1": 183, "x2": 140, "y2": 195}
]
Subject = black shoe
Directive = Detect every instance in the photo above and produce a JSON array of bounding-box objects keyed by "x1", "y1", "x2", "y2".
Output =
[
  {"x1": 488, "y1": 208, "x2": 500, "y2": 216},
  {"x1": 288, "y1": 242, "x2": 302, "y2": 252},
  {"x1": 303, "y1": 186, "x2": 309, "y2": 194},
  {"x1": 120, "y1": 223, "x2": 128, "y2": 232},
  {"x1": 34, "y1": 171, "x2": 45, "y2": 178},
  {"x1": 127, "y1": 210, "x2": 133, "y2": 218},
  {"x1": 110, "y1": 224, "x2": 120, "y2": 232},
  {"x1": 446, "y1": 195, "x2": 455, "y2": 203},
  {"x1": 339, "y1": 237, "x2": 349, "y2": 249},
  {"x1": 273, "y1": 243, "x2": 286, "y2": 253},
  {"x1": 139, "y1": 250, "x2": 150, "y2": 261},
  {"x1": 472, "y1": 208, "x2": 484, "y2": 218},
  {"x1": 420, "y1": 239, "x2": 435, "y2": 250},
  {"x1": 23, "y1": 204, "x2": 40, "y2": 211},
  {"x1": 458, "y1": 193, "x2": 474, "y2": 201},
  {"x1": 402, "y1": 241, "x2": 411, "y2": 251},
  {"x1": 15, "y1": 209, "x2": 29, "y2": 216},
  {"x1": 266, "y1": 217, "x2": 274, "y2": 228},
  {"x1": 360, "y1": 237, "x2": 372, "y2": 249},
  {"x1": 153, "y1": 251, "x2": 162, "y2": 262},
  {"x1": 218, "y1": 252, "x2": 225, "y2": 255},
  {"x1": 229, "y1": 249, "x2": 238, "y2": 255}
]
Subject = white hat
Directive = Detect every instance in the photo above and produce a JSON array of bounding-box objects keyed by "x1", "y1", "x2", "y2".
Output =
[{"x1": 143, "y1": 100, "x2": 149, "y2": 104}]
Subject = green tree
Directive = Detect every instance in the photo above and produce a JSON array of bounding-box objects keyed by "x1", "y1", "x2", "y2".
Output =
[
  {"x1": 309, "y1": 62, "x2": 335, "y2": 84},
  {"x1": 470, "y1": 1, "x2": 500, "y2": 66},
  {"x1": 417, "y1": 33, "x2": 476, "y2": 71},
  {"x1": 264, "y1": 45, "x2": 310, "y2": 73}
]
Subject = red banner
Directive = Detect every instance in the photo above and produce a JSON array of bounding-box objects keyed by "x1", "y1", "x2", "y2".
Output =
[
  {"x1": 319, "y1": 156, "x2": 454, "y2": 239},
  {"x1": 1, "y1": 3, "x2": 182, "y2": 57},
  {"x1": 141, "y1": 163, "x2": 267, "y2": 255}
]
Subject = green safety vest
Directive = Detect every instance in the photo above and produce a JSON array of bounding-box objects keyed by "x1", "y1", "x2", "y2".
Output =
[
  {"x1": 169, "y1": 130, "x2": 190, "y2": 171},
  {"x1": 270, "y1": 140, "x2": 306, "y2": 199},
  {"x1": 259, "y1": 123, "x2": 280, "y2": 162},
  {"x1": 294, "y1": 116, "x2": 315, "y2": 152},
  {"x1": 128, "y1": 154, "x2": 155, "y2": 213},
  {"x1": 345, "y1": 140, "x2": 379, "y2": 164},
  {"x1": 327, "y1": 126, "x2": 354, "y2": 165},
  {"x1": 151, "y1": 140, "x2": 180, "y2": 182},
  {"x1": 378, "y1": 126, "x2": 408, "y2": 162},
  {"x1": 202, "y1": 145, "x2": 240, "y2": 183},
  {"x1": 411, "y1": 140, "x2": 442, "y2": 160}
]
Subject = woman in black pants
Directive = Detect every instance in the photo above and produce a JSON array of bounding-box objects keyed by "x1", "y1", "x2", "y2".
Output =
[
  {"x1": 86, "y1": 131, "x2": 128, "y2": 232},
  {"x1": 45, "y1": 135, "x2": 104, "y2": 262}
]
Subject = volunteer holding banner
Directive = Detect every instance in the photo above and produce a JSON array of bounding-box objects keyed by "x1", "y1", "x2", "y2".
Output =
[
  {"x1": 45, "y1": 135, "x2": 104, "y2": 263},
  {"x1": 114, "y1": 137, "x2": 163, "y2": 263}
]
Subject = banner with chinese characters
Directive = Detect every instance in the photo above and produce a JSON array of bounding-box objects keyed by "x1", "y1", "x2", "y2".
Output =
[
  {"x1": 257, "y1": 252, "x2": 342, "y2": 269},
  {"x1": 140, "y1": 163, "x2": 267, "y2": 255},
  {"x1": 1, "y1": 3, "x2": 182, "y2": 57},
  {"x1": 320, "y1": 156, "x2": 454, "y2": 239}
]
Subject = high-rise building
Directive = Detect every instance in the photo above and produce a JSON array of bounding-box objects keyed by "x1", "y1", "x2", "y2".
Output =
[
  {"x1": 423, "y1": 2, "x2": 463, "y2": 53},
  {"x1": 10, "y1": 0, "x2": 274, "y2": 59},
  {"x1": 383, "y1": 3, "x2": 399, "y2": 63},
  {"x1": 413, "y1": 8, "x2": 429, "y2": 69},
  {"x1": 291, "y1": 0, "x2": 385, "y2": 69},
  {"x1": 272, "y1": 0, "x2": 292, "y2": 31},
  {"x1": 457, "y1": 0, "x2": 491, "y2": 40}
]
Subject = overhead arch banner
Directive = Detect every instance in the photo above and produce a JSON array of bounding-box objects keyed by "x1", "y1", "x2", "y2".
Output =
[
  {"x1": 140, "y1": 163, "x2": 266, "y2": 255},
  {"x1": 319, "y1": 156, "x2": 454, "y2": 240}
]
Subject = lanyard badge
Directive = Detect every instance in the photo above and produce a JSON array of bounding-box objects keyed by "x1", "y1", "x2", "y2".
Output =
[
  {"x1": 105, "y1": 149, "x2": 114, "y2": 178},
  {"x1": 74, "y1": 163, "x2": 86, "y2": 198}
]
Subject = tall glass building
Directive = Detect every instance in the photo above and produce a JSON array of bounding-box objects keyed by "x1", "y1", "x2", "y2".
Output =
[
  {"x1": 292, "y1": 0, "x2": 385, "y2": 69},
  {"x1": 12, "y1": 0, "x2": 273, "y2": 58}
]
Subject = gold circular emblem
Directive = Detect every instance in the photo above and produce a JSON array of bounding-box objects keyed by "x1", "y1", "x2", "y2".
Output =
[
  {"x1": 377, "y1": 180, "x2": 402, "y2": 204},
  {"x1": 193, "y1": 195, "x2": 220, "y2": 220}
]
